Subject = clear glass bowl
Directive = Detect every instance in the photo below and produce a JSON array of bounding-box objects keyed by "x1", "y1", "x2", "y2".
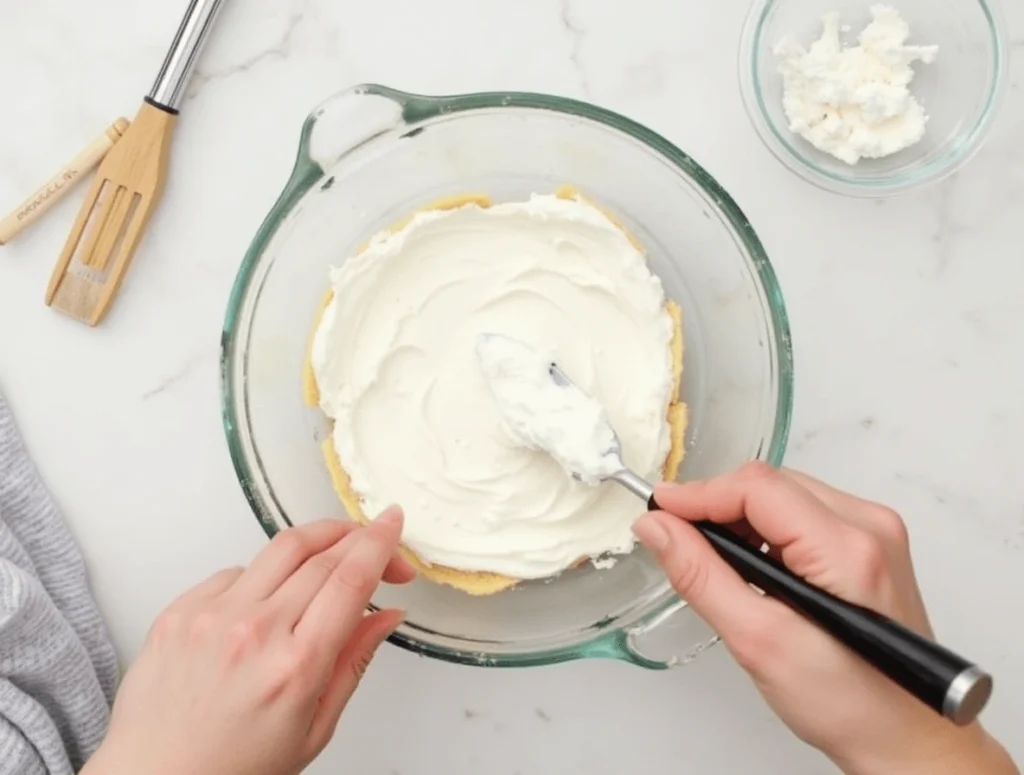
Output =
[
  {"x1": 221, "y1": 85, "x2": 793, "y2": 668},
  {"x1": 739, "y1": 0, "x2": 1009, "y2": 196}
]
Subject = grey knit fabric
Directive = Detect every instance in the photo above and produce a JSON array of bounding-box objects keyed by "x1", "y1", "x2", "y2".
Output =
[{"x1": 0, "y1": 393, "x2": 118, "y2": 774}]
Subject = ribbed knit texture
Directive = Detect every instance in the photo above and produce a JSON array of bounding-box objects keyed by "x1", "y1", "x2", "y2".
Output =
[{"x1": 0, "y1": 393, "x2": 118, "y2": 774}]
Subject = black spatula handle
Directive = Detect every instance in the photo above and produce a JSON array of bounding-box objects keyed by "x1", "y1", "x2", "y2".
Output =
[{"x1": 647, "y1": 496, "x2": 991, "y2": 725}]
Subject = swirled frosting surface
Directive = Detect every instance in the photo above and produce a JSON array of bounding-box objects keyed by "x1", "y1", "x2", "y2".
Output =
[{"x1": 312, "y1": 194, "x2": 674, "y2": 578}]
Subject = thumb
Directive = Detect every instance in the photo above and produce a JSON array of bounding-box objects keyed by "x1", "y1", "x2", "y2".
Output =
[
  {"x1": 633, "y1": 511, "x2": 774, "y2": 646},
  {"x1": 306, "y1": 608, "x2": 403, "y2": 755}
]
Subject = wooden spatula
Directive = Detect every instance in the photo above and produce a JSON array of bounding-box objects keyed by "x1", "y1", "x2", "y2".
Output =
[{"x1": 46, "y1": 0, "x2": 227, "y2": 326}]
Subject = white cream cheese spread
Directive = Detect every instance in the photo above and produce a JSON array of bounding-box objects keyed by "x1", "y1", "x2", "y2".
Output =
[
  {"x1": 775, "y1": 5, "x2": 938, "y2": 165},
  {"x1": 476, "y1": 333, "x2": 623, "y2": 486},
  {"x1": 312, "y1": 194, "x2": 674, "y2": 579}
]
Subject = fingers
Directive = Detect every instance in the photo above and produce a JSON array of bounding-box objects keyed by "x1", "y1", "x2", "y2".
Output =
[
  {"x1": 779, "y1": 469, "x2": 929, "y2": 633},
  {"x1": 294, "y1": 509, "x2": 405, "y2": 659},
  {"x1": 778, "y1": 469, "x2": 866, "y2": 515},
  {"x1": 271, "y1": 508, "x2": 416, "y2": 623},
  {"x1": 168, "y1": 566, "x2": 244, "y2": 610},
  {"x1": 633, "y1": 511, "x2": 774, "y2": 646},
  {"x1": 654, "y1": 465, "x2": 845, "y2": 548},
  {"x1": 305, "y1": 609, "x2": 403, "y2": 756},
  {"x1": 653, "y1": 465, "x2": 854, "y2": 584},
  {"x1": 780, "y1": 469, "x2": 911, "y2": 550},
  {"x1": 230, "y1": 521, "x2": 357, "y2": 601},
  {"x1": 654, "y1": 466, "x2": 927, "y2": 618}
]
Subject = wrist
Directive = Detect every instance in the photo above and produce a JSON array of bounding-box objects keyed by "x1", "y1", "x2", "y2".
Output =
[
  {"x1": 80, "y1": 742, "x2": 175, "y2": 775},
  {"x1": 81, "y1": 744, "x2": 134, "y2": 775},
  {"x1": 835, "y1": 723, "x2": 1017, "y2": 775}
]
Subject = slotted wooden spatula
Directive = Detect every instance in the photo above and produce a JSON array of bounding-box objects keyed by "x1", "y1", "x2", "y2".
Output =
[{"x1": 46, "y1": 0, "x2": 227, "y2": 325}]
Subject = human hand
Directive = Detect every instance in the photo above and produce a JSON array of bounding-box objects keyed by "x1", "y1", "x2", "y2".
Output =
[
  {"x1": 633, "y1": 465, "x2": 1017, "y2": 775},
  {"x1": 83, "y1": 510, "x2": 415, "y2": 775}
]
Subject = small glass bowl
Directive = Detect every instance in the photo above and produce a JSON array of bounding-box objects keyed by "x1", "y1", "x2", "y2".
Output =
[{"x1": 739, "y1": 0, "x2": 1009, "y2": 196}]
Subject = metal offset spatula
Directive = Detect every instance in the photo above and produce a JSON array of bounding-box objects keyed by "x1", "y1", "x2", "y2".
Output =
[
  {"x1": 46, "y1": 0, "x2": 228, "y2": 325},
  {"x1": 543, "y1": 360, "x2": 992, "y2": 726}
]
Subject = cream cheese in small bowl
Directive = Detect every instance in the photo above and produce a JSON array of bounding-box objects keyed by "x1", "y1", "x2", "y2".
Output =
[
  {"x1": 740, "y1": 0, "x2": 1008, "y2": 195},
  {"x1": 775, "y1": 6, "x2": 938, "y2": 165}
]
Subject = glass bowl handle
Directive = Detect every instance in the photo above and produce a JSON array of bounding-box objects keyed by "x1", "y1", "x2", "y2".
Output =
[
  {"x1": 303, "y1": 84, "x2": 438, "y2": 172},
  {"x1": 588, "y1": 599, "x2": 720, "y2": 670}
]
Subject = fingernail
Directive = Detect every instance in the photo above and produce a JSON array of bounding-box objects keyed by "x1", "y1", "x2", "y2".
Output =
[
  {"x1": 388, "y1": 608, "x2": 406, "y2": 626},
  {"x1": 377, "y1": 610, "x2": 405, "y2": 643},
  {"x1": 654, "y1": 481, "x2": 683, "y2": 500},
  {"x1": 377, "y1": 506, "x2": 403, "y2": 527},
  {"x1": 633, "y1": 514, "x2": 671, "y2": 553}
]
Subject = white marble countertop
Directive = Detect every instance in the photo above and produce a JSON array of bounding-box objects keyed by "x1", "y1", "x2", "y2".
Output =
[{"x1": 1, "y1": 0, "x2": 1022, "y2": 772}]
